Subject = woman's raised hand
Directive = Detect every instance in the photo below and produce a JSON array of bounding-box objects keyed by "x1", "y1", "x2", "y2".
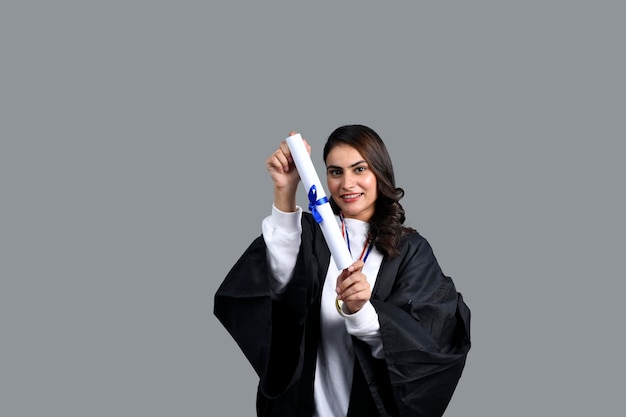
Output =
[{"x1": 265, "y1": 131, "x2": 311, "y2": 212}]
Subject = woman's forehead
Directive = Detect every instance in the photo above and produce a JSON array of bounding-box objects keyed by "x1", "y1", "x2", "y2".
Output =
[{"x1": 325, "y1": 144, "x2": 366, "y2": 166}]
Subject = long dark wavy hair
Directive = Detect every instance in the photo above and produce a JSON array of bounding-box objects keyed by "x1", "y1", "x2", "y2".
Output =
[{"x1": 323, "y1": 124, "x2": 416, "y2": 259}]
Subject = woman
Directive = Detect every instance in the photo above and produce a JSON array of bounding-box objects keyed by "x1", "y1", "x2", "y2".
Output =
[{"x1": 214, "y1": 125, "x2": 471, "y2": 417}]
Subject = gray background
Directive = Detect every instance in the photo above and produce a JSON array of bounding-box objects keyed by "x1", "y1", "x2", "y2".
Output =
[{"x1": 2, "y1": 1, "x2": 624, "y2": 416}]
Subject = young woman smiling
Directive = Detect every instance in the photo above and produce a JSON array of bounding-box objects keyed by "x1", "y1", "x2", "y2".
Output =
[{"x1": 215, "y1": 124, "x2": 471, "y2": 417}]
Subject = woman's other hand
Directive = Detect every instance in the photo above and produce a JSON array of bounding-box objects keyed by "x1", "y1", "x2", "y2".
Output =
[{"x1": 336, "y1": 260, "x2": 371, "y2": 314}]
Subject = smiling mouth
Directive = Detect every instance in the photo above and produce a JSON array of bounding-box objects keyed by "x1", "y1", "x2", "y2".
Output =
[{"x1": 341, "y1": 193, "x2": 363, "y2": 200}]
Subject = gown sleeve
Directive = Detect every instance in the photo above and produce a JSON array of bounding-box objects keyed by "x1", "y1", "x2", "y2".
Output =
[
  {"x1": 213, "y1": 214, "x2": 328, "y2": 399},
  {"x1": 362, "y1": 233, "x2": 471, "y2": 417}
]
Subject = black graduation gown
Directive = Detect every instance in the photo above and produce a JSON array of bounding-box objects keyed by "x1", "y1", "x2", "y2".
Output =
[{"x1": 214, "y1": 213, "x2": 471, "y2": 417}]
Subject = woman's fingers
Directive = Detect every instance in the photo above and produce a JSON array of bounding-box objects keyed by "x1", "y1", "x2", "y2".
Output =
[
  {"x1": 336, "y1": 262, "x2": 369, "y2": 301},
  {"x1": 266, "y1": 141, "x2": 293, "y2": 173},
  {"x1": 336, "y1": 277, "x2": 370, "y2": 301}
]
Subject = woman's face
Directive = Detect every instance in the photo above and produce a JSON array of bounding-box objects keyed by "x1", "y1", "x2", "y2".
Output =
[{"x1": 325, "y1": 144, "x2": 378, "y2": 222}]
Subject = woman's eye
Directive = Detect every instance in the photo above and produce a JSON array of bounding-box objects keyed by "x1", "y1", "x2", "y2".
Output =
[{"x1": 355, "y1": 166, "x2": 366, "y2": 173}]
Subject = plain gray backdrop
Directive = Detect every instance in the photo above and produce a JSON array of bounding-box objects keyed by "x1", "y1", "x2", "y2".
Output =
[{"x1": 2, "y1": 1, "x2": 624, "y2": 416}]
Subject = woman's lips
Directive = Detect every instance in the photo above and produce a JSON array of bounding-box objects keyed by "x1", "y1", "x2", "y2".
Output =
[{"x1": 341, "y1": 193, "x2": 363, "y2": 202}]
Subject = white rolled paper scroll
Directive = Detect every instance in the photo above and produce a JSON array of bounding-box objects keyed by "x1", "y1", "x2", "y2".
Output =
[{"x1": 285, "y1": 133, "x2": 353, "y2": 270}]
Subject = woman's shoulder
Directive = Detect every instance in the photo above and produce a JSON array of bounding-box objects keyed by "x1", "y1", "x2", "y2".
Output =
[
  {"x1": 398, "y1": 229, "x2": 436, "y2": 258},
  {"x1": 301, "y1": 211, "x2": 322, "y2": 231},
  {"x1": 302, "y1": 211, "x2": 316, "y2": 223},
  {"x1": 401, "y1": 228, "x2": 426, "y2": 245}
]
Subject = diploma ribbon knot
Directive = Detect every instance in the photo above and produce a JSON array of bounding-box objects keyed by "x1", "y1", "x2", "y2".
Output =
[{"x1": 308, "y1": 185, "x2": 329, "y2": 223}]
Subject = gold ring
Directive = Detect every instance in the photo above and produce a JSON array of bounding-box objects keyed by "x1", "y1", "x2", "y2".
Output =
[{"x1": 335, "y1": 298, "x2": 343, "y2": 314}]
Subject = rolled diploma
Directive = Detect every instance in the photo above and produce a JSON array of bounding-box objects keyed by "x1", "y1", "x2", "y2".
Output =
[{"x1": 285, "y1": 133, "x2": 353, "y2": 270}]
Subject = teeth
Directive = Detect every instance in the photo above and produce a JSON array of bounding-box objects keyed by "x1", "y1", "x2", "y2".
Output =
[{"x1": 342, "y1": 193, "x2": 361, "y2": 199}]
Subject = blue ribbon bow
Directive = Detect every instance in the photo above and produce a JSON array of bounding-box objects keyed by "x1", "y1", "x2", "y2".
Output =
[{"x1": 308, "y1": 185, "x2": 329, "y2": 223}]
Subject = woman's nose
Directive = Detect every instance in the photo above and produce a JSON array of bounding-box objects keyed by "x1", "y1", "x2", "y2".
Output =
[{"x1": 342, "y1": 174, "x2": 356, "y2": 189}]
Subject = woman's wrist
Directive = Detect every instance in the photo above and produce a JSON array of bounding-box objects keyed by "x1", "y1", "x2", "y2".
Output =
[{"x1": 273, "y1": 185, "x2": 298, "y2": 212}]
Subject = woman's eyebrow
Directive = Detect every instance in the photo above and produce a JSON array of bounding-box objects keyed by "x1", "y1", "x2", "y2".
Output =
[{"x1": 326, "y1": 160, "x2": 367, "y2": 170}]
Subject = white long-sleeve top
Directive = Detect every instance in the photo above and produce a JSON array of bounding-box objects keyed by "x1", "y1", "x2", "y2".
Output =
[{"x1": 262, "y1": 204, "x2": 384, "y2": 417}]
